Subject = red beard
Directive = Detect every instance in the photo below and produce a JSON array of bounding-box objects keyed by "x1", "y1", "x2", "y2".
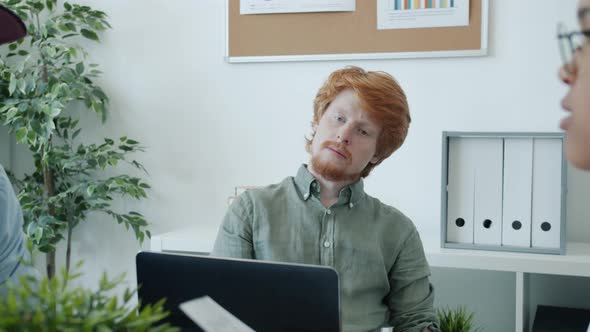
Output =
[{"x1": 310, "y1": 141, "x2": 358, "y2": 182}]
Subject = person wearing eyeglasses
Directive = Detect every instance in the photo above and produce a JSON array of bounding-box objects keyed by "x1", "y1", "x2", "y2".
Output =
[
  {"x1": 0, "y1": 5, "x2": 39, "y2": 296},
  {"x1": 558, "y1": 0, "x2": 590, "y2": 170}
]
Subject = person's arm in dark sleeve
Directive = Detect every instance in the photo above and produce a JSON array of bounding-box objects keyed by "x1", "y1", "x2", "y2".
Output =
[{"x1": 386, "y1": 229, "x2": 440, "y2": 332}]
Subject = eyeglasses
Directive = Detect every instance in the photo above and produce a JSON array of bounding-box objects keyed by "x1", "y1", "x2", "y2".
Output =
[{"x1": 557, "y1": 22, "x2": 590, "y2": 71}]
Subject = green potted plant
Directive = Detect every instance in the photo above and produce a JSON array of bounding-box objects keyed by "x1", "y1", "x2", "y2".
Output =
[
  {"x1": 437, "y1": 305, "x2": 481, "y2": 332},
  {"x1": 0, "y1": 0, "x2": 151, "y2": 278},
  {"x1": 0, "y1": 255, "x2": 178, "y2": 331}
]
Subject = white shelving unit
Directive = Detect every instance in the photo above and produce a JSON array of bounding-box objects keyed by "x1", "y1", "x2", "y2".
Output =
[
  {"x1": 150, "y1": 228, "x2": 590, "y2": 332},
  {"x1": 422, "y1": 238, "x2": 590, "y2": 331}
]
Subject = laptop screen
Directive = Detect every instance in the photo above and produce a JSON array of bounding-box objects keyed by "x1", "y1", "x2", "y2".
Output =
[{"x1": 136, "y1": 252, "x2": 341, "y2": 332}]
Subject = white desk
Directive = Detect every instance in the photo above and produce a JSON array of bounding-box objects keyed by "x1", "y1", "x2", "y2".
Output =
[
  {"x1": 150, "y1": 227, "x2": 218, "y2": 254},
  {"x1": 151, "y1": 228, "x2": 590, "y2": 332}
]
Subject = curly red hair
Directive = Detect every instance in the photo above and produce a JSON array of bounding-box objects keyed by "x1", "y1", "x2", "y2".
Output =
[{"x1": 305, "y1": 66, "x2": 411, "y2": 178}]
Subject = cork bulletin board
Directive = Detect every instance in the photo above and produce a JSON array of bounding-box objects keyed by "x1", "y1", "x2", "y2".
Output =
[{"x1": 226, "y1": 0, "x2": 488, "y2": 63}]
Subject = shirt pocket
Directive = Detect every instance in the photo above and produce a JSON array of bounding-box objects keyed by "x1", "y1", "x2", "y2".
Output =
[{"x1": 337, "y1": 244, "x2": 390, "y2": 295}]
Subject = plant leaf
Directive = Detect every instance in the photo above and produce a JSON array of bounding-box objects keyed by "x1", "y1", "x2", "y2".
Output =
[
  {"x1": 80, "y1": 29, "x2": 99, "y2": 41},
  {"x1": 15, "y1": 127, "x2": 27, "y2": 142},
  {"x1": 76, "y1": 62, "x2": 84, "y2": 74},
  {"x1": 8, "y1": 74, "x2": 17, "y2": 95}
]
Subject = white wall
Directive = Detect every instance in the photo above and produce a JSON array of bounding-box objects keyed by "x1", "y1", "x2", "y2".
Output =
[
  {"x1": 430, "y1": 267, "x2": 516, "y2": 332},
  {"x1": 4, "y1": 0, "x2": 590, "y2": 329}
]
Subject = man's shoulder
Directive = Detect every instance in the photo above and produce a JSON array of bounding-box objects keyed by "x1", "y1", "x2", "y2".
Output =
[
  {"x1": 0, "y1": 165, "x2": 16, "y2": 209},
  {"x1": 238, "y1": 176, "x2": 295, "y2": 204},
  {"x1": 363, "y1": 194, "x2": 416, "y2": 232},
  {"x1": 0, "y1": 164, "x2": 10, "y2": 190}
]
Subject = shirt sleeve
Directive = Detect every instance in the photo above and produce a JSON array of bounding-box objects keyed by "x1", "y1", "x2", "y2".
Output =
[
  {"x1": 0, "y1": 165, "x2": 38, "y2": 295},
  {"x1": 386, "y1": 229, "x2": 440, "y2": 332},
  {"x1": 211, "y1": 193, "x2": 255, "y2": 259}
]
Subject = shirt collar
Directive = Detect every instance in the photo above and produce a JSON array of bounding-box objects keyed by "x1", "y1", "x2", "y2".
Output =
[{"x1": 294, "y1": 164, "x2": 365, "y2": 207}]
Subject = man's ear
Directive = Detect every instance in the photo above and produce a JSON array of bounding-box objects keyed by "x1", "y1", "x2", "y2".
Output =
[{"x1": 370, "y1": 155, "x2": 381, "y2": 165}]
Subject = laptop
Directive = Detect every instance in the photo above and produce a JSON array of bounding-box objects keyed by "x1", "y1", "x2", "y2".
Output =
[
  {"x1": 136, "y1": 251, "x2": 341, "y2": 332},
  {"x1": 532, "y1": 305, "x2": 590, "y2": 332}
]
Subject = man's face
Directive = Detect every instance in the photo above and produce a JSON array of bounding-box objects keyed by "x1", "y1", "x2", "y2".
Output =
[
  {"x1": 309, "y1": 89, "x2": 381, "y2": 182},
  {"x1": 560, "y1": 0, "x2": 590, "y2": 170}
]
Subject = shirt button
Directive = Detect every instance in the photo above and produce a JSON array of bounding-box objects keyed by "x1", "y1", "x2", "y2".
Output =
[
  {"x1": 303, "y1": 193, "x2": 310, "y2": 199},
  {"x1": 349, "y1": 202, "x2": 354, "y2": 208},
  {"x1": 326, "y1": 209, "x2": 332, "y2": 215},
  {"x1": 323, "y1": 241, "x2": 331, "y2": 248}
]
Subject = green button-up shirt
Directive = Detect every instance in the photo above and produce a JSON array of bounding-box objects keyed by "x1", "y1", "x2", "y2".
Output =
[{"x1": 212, "y1": 165, "x2": 439, "y2": 332}]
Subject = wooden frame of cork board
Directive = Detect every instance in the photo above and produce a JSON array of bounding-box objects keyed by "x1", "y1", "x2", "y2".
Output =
[{"x1": 225, "y1": 0, "x2": 488, "y2": 63}]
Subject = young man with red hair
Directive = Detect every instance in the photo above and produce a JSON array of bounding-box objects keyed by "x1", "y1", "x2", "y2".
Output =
[{"x1": 213, "y1": 66, "x2": 439, "y2": 332}]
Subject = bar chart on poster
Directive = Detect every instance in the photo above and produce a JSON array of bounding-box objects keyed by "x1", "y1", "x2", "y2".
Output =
[
  {"x1": 377, "y1": 0, "x2": 469, "y2": 29},
  {"x1": 385, "y1": 0, "x2": 458, "y2": 10}
]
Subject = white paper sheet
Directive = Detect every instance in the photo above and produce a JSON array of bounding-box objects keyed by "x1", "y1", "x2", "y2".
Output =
[
  {"x1": 179, "y1": 296, "x2": 256, "y2": 332},
  {"x1": 240, "y1": 0, "x2": 355, "y2": 15},
  {"x1": 377, "y1": 0, "x2": 469, "y2": 30}
]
